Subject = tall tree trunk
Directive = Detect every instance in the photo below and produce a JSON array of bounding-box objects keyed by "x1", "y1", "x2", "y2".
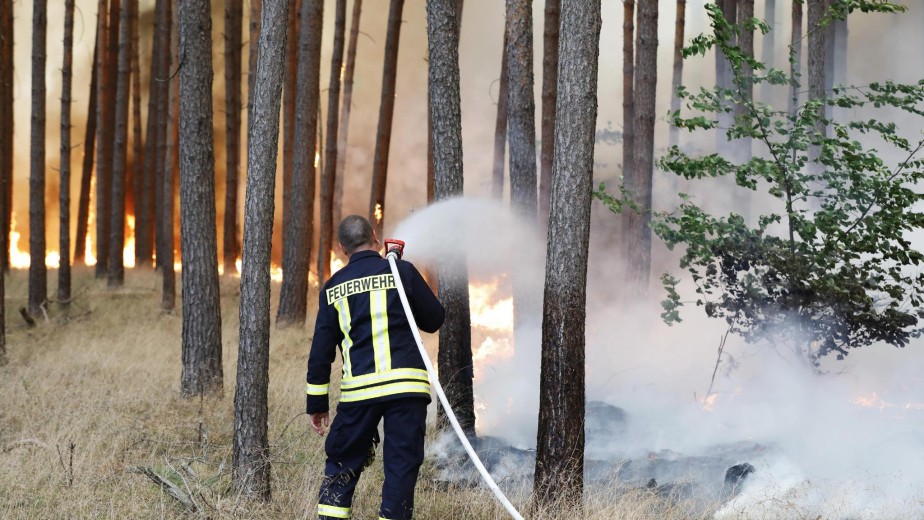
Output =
[
  {"x1": 281, "y1": 0, "x2": 300, "y2": 246},
  {"x1": 368, "y1": 0, "x2": 405, "y2": 237},
  {"x1": 28, "y1": 0, "x2": 48, "y2": 316},
  {"x1": 624, "y1": 0, "x2": 658, "y2": 297},
  {"x1": 276, "y1": 0, "x2": 323, "y2": 327},
  {"x1": 75, "y1": 7, "x2": 103, "y2": 266},
  {"x1": 109, "y1": 0, "x2": 133, "y2": 286},
  {"x1": 807, "y1": 0, "x2": 825, "y2": 166},
  {"x1": 97, "y1": 0, "x2": 121, "y2": 278},
  {"x1": 490, "y1": 32, "x2": 509, "y2": 199},
  {"x1": 317, "y1": 0, "x2": 346, "y2": 285},
  {"x1": 716, "y1": 0, "x2": 736, "y2": 156},
  {"x1": 59, "y1": 0, "x2": 75, "y2": 302},
  {"x1": 233, "y1": 0, "x2": 288, "y2": 501},
  {"x1": 130, "y1": 0, "x2": 142, "y2": 265},
  {"x1": 428, "y1": 0, "x2": 474, "y2": 436},
  {"x1": 761, "y1": 0, "x2": 776, "y2": 70},
  {"x1": 0, "y1": 0, "x2": 12, "y2": 272},
  {"x1": 162, "y1": 0, "x2": 179, "y2": 311},
  {"x1": 505, "y1": 0, "x2": 537, "y2": 220},
  {"x1": 154, "y1": 0, "x2": 173, "y2": 271},
  {"x1": 620, "y1": 0, "x2": 634, "y2": 260},
  {"x1": 248, "y1": 0, "x2": 262, "y2": 119},
  {"x1": 139, "y1": 0, "x2": 165, "y2": 269},
  {"x1": 533, "y1": 0, "x2": 600, "y2": 506},
  {"x1": 735, "y1": 0, "x2": 753, "y2": 164},
  {"x1": 539, "y1": 0, "x2": 559, "y2": 227},
  {"x1": 426, "y1": 0, "x2": 462, "y2": 205},
  {"x1": 668, "y1": 0, "x2": 685, "y2": 148},
  {"x1": 333, "y1": 0, "x2": 361, "y2": 226},
  {"x1": 788, "y1": 0, "x2": 802, "y2": 118},
  {"x1": 179, "y1": 0, "x2": 223, "y2": 397},
  {"x1": 225, "y1": 0, "x2": 244, "y2": 274}
]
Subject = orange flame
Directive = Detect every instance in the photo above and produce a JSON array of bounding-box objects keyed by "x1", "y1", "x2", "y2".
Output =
[
  {"x1": 469, "y1": 276, "x2": 515, "y2": 379},
  {"x1": 374, "y1": 203, "x2": 383, "y2": 225}
]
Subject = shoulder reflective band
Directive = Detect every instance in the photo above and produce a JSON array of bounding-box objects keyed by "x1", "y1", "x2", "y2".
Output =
[{"x1": 326, "y1": 274, "x2": 396, "y2": 305}]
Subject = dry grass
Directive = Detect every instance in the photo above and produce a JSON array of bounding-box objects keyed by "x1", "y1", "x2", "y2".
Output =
[{"x1": 0, "y1": 267, "x2": 717, "y2": 519}]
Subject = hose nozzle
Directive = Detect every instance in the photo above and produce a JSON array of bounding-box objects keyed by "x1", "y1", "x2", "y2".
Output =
[{"x1": 384, "y1": 239, "x2": 405, "y2": 260}]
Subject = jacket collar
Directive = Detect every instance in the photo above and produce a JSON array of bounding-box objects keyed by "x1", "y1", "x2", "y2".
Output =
[{"x1": 348, "y1": 250, "x2": 382, "y2": 264}]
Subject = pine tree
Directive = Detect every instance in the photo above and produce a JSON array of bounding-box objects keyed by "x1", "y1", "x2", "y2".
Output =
[
  {"x1": 59, "y1": 0, "x2": 76, "y2": 301},
  {"x1": 28, "y1": 0, "x2": 48, "y2": 316}
]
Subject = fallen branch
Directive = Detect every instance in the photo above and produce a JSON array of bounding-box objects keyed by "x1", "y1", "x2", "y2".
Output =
[
  {"x1": 131, "y1": 466, "x2": 198, "y2": 511},
  {"x1": 2, "y1": 438, "x2": 49, "y2": 453}
]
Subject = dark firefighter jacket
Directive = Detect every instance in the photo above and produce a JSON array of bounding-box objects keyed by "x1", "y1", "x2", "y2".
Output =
[{"x1": 306, "y1": 250, "x2": 445, "y2": 415}]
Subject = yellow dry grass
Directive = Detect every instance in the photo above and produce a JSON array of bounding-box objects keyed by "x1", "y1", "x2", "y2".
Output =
[{"x1": 0, "y1": 267, "x2": 716, "y2": 519}]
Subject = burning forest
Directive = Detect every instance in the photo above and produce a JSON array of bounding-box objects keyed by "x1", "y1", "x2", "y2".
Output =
[{"x1": 1, "y1": 0, "x2": 923, "y2": 519}]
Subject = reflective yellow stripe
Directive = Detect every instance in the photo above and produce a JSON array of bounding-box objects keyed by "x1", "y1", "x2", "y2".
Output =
[
  {"x1": 306, "y1": 383, "x2": 329, "y2": 396},
  {"x1": 334, "y1": 299, "x2": 353, "y2": 378},
  {"x1": 340, "y1": 368, "x2": 429, "y2": 389},
  {"x1": 370, "y1": 289, "x2": 391, "y2": 372},
  {"x1": 340, "y1": 381, "x2": 431, "y2": 402},
  {"x1": 317, "y1": 503, "x2": 351, "y2": 518},
  {"x1": 379, "y1": 517, "x2": 397, "y2": 520}
]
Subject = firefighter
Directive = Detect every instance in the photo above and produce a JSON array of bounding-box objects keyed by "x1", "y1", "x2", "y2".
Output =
[{"x1": 307, "y1": 215, "x2": 445, "y2": 520}]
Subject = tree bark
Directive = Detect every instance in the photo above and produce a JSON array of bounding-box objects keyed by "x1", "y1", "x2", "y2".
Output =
[
  {"x1": 129, "y1": 0, "x2": 143, "y2": 265},
  {"x1": 735, "y1": 0, "x2": 753, "y2": 163},
  {"x1": 248, "y1": 0, "x2": 262, "y2": 119},
  {"x1": 154, "y1": 0, "x2": 173, "y2": 271},
  {"x1": 533, "y1": 0, "x2": 600, "y2": 506},
  {"x1": 139, "y1": 0, "x2": 165, "y2": 269},
  {"x1": 620, "y1": 0, "x2": 634, "y2": 261},
  {"x1": 109, "y1": 0, "x2": 134, "y2": 286},
  {"x1": 233, "y1": 0, "x2": 288, "y2": 501},
  {"x1": 0, "y1": 0, "x2": 13, "y2": 272},
  {"x1": 788, "y1": 0, "x2": 802, "y2": 118},
  {"x1": 715, "y1": 0, "x2": 735, "y2": 155},
  {"x1": 28, "y1": 0, "x2": 48, "y2": 316},
  {"x1": 276, "y1": 0, "x2": 323, "y2": 327},
  {"x1": 807, "y1": 0, "x2": 825, "y2": 162},
  {"x1": 224, "y1": 0, "x2": 244, "y2": 274},
  {"x1": 539, "y1": 0, "x2": 559, "y2": 227},
  {"x1": 59, "y1": 0, "x2": 75, "y2": 302},
  {"x1": 281, "y1": 0, "x2": 300, "y2": 246},
  {"x1": 491, "y1": 32, "x2": 509, "y2": 200},
  {"x1": 75, "y1": 4, "x2": 103, "y2": 266},
  {"x1": 505, "y1": 0, "x2": 537, "y2": 220},
  {"x1": 427, "y1": 0, "x2": 474, "y2": 435},
  {"x1": 333, "y1": 0, "x2": 362, "y2": 226},
  {"x1": 317, "y1": 0, "x2": 347, "y2": 285},
  {"x1": 162, "y1": 0, "x2": 179, "y2": 311},
  {"x1": 96, "y1": 0, "x2": 121, "y2": 278},
  {"x1": 761, "y1": 0, "x2": 776, "y2": 70},
  {"x1": 624, "y1": 0, "x2": 658, "y2": 297},
  {"x1": 179, "y1": 0, "x2": 223, "y2": 397},
  {"x1": 668, "y1": 0, "x2": 685, "y2": 148},
  {"x1": 368, "y1": 0, "x2": 405, "y2": 237}
]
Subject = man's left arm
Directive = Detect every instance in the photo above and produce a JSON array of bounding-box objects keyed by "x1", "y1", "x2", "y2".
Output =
[{"x1": 306, "y1": 290, "x2": 342, "y2": 417}]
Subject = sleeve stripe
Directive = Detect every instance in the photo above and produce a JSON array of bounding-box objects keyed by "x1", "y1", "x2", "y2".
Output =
[{"x1": 306, "y1": 383, "x2": 329, "y2": 396}]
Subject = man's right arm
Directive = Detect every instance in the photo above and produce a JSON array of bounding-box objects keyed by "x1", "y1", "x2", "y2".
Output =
[{"x1": 403, "y1": 262, "x2": 445, "y2": 333}]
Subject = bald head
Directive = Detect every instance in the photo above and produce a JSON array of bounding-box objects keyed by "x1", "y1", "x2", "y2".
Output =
[{"x1": 338, "y1": 215, "x2": 377, "y2": 255}]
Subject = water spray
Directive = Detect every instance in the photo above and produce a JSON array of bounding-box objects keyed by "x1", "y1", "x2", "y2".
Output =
[{"x1": 384, "y1": 238, "x2": 525, "y2": 520}]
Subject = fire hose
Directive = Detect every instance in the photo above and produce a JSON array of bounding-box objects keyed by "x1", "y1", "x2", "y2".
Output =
[{"x1": 384, "y1": 239, "x2": 525, "y2": 520}]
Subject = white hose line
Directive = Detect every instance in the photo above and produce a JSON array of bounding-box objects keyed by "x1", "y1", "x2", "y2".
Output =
[{"x1": 386, "y1": 253, "x2": 525, "y2": 520}]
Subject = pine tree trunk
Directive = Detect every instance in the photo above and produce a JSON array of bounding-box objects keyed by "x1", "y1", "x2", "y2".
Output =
[
  {"x1": 735, "y1": 0, "x2": 753, "y2": 163},
  {"x1": 75, "y1": 9, "x2": 102, "y2": 266},
  {"x1": 139, "y1": 0, "x2": 165, "y2": 269},
  {"x1": 317, "y1": 0, "x2": 346, "y2": 285},
  {"x1": 490, "y1": 32, "x2": 509, "y2": 200},
  {"x1": 505, "y1": 0, "x2": 537, "y2": 220},
  {"x1": 716, "y1": 0, "x2": 736, "y2": 156},
  {"x1": 788, "y1": 0, "x2": 802, "y2": 118},
  {"x1": 162, "y1": 0, "x2": 179, "y2": 311},
  {"x1": 233, "y1": 0, "x2": 288, "y2": 501},
  {"x1": 109, "y1": 0, "x2": 133, "y2": 286},
  {"x1": 333, "y1": 0, "x2": 361, "y2": 226},
  {"x1": 97, "y1": 0, "x2": 121, "y2": 278},
  {"x1": 624, "y1": 0, "x2": 657, "y2": 297},
  {"x1": 28, "y1": 0, "x2": 48, "y2": 316},
  {"x1": 59, "y1": 0, "x2": 75, "y2": 302},
  {"x1": 224, "y1": 0, "x2": 244, "y2": 274},
  {"x1": 248, "y1": 0, "x2": 262, "y2": 119},
  {"x1": 668, "y1": 0, "x2": 685, "y2": 148},
  {"x1": 0, "y1": 0, "x2": 13, "y2": 272},
  {"x1": 130, "y1": 0, "x2": 143, "y2": 265},
  {"x1": 179, "y1": 0, "x2": 223, "y2": 397},
  {"x1": 761, "y1": 0, "x2": 776, "y2": 70},
  {"x1": 154, "y1": 0, "x2": 173, "y2": 272},
  {"x1": 276, "y1": 0, "x2": 323, "y2": 327},
  {"x1": 368, "y1": 0, "x2": 405, "y2": 237},
  {"x1": 807, "y1": 0, "x2": 825, "y2": 163},
  {"x1": 281, "y1": 0, "x2": 300, "y2": 244},
  {"x1": 538, "y1": 0, "x2": 559, "y2": 227},
  {"x1": 428, "y1": 0, "x2": 474, "y2": 435},
  {"x1": 620, "y1": 0, "x2": 634, "y2": 258},
  {"x1": 533, "y1": 0, "x2": 600, "y2": 505}
]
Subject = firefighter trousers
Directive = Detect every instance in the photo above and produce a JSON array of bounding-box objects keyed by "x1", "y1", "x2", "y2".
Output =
[{"x1": 317, "y1": 398, "x2": 428, "y2": 520}]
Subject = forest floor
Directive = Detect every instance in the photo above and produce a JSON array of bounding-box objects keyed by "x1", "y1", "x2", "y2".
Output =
[{"x1": 0, "y1": 267, "x2": 718, "y2": 519}]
